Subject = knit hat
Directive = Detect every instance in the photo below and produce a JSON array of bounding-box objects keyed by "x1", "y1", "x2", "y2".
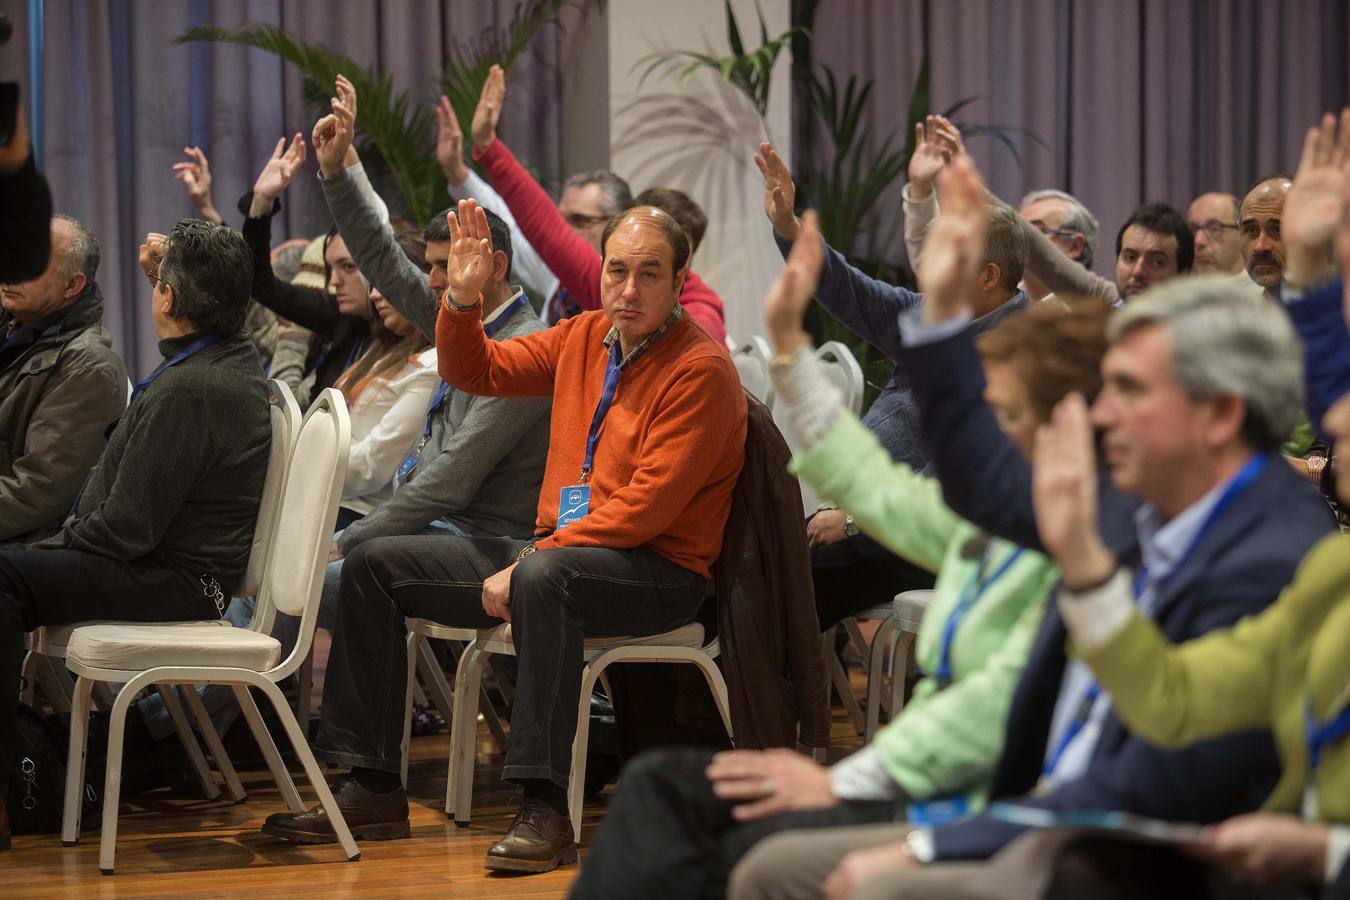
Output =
[{"x1": 290, "y1": 235, "x2": 328, "y2": 292}]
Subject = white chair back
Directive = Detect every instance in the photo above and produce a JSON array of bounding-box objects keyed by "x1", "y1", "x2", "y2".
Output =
[
  {"x1": 816, "y1": 341, "x2": 865, "y2": 415},
  {"x1": 731, "y1": 336, "x2": 774, "y2": 407},
  {"x1": 250, "y1": 389, "x2": 350, "y2": 678},
  {"x1": 239, "y1": 380, "x2": 302, "y2": 604}
]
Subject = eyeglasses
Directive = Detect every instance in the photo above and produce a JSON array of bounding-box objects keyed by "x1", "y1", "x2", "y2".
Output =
[
  {"x1": 146, "y1": 271, "x2": 172, "y2": 294},
  {"x1": 563, "y1": 212, "x2": 610, "y2": 229},
  {"x1": 1034, "y1": 226, "x2": 1080, "y2": 240},
  {"x1": 1187, "y1": 220, "x2": 1239, "y2": 240}
]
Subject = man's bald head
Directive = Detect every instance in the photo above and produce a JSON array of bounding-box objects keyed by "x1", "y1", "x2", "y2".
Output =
[
  {"x1": 601, "y1": 205, "x2": 691, "y2": 276},
  {"x1": 1239, "y1": 175, "x2": 1292, "y2": 289},
  {"x1": 1186, "y1": 192, "x2": 1243, "y2": 275}
]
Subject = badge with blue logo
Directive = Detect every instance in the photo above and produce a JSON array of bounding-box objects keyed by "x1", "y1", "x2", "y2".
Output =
[{"x1": 558, "y1": 485, "x2": 591, "y2": 529}]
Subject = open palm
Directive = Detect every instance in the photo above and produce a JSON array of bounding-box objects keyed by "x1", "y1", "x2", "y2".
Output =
[
  {"x1": 1284, "y1": 110, "x2": 1350, "y2": 251},
  {"x1": 253, "y1": 133, "x2": 307, "y2": 199},
  {"x1": 445, "y1": 199, "x2": 496, "y2": 304},
  {"x1": 753, "y1": 142, "x2": 799, "y2": 240}
]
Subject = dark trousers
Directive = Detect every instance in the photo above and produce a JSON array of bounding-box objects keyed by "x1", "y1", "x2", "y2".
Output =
[
  {"x1": 0, "y1": 547, "x2": 216, "y2": 780},
  {"x1": 312, "y1": 535, "x2": 709, "y2": 788},
  {"x1": 811, "y1": 531, "x2": 935, "y2": 631},
  {"x1": 570, "y1": 746, "x2": 901, "y2": 900}
]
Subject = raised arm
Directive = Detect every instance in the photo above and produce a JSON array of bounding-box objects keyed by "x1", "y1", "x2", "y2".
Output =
[
  {"x1": 437, "y1": 92, "x2": 559, "y2": 300},
  {"x1": 316, "y1": 74, "x2": 439, "y2": 340},
  {"x1": 172, "y1": 146, "x2": 225, "y2": 224}
]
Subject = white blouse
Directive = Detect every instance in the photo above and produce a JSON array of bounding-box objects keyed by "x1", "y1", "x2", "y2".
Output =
[{"x1": 340, "y1": 345, "x2": 440, "y2": 514}]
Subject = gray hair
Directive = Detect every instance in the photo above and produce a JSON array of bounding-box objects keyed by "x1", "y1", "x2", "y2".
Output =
[
  {"x1": 1107, "y1": 275, "x2": 1303, "y2": 451},
  {"x1": 563, "y1": 170, "x2": 633, "y2": 218},
  {"x1": 52, "y1": 214, "x2": 100, "y2": 286},
  {"x1": 1020, "y1": 188, "x2": 1099, "y2": 270},
  {"x1": 984, "y1": 203, "x2": 1029, "y2": 292}
]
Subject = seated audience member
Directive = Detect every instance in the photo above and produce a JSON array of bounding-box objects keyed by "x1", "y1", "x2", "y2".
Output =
[
  {"x1": 464, "y1": 65, "x2": 728, "y2": 342},
  {"x1": 755, "y1": 141, "x2": 1027, "y2": 627},
  {"x1": 989, "y1": 122, "x2": 1350, "y2": 895},
  {"x1": 726, "y1": 156, "x2": 1336, "y2": 900},
  {"x1": 0, "y1": 220, "x2": 269, "y2": 849},
  {"x1": 1187, "y1": 191, "x2": 1252, "y2": 282},
  {"x1": 905, "y1": 148, "x2": 1192, "y2": 308},
  {"x1": 274, "y1": 76, "x2": 549, "y2": 642},
  {"x1": 572, "y1": 183, "x2": 1104, "y2": 899},
  {"x1": 902, "y1": 115, "x2": 1100, "y2": 305},
  {"x1": 437, "y1": 93, "x2": 604, "y2": 324},
  {"x1": 239, "y1": 135, "x2": 382, "y2": 407},
  {"x1": 1, "y1": 215, "x2": 127, "y2": 544},
  {"x1": 0, "y1": 103, "x2": 52, "y2": 284},
  {"x1": 1241, "y1": 173, "x2": 1294, "y2": 300},
  {"x1": 260, "y1": 199, "x2": 746, "y2": 875}
]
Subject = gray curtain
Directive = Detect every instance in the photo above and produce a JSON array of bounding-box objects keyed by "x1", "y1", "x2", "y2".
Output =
[
  {"x1": 1, "y1": 0, "x2": 568, "y2": 377},
  {"x1": 806, "y1": 0, "x2": 1350, "y2": 273}
]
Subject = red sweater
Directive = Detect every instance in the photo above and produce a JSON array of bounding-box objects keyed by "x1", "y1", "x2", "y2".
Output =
[
  {"x1": 473, "y1": 138, "x2": 729, "y2": 345},
  {"x1": 436, "y1": 302, "x2": 746, "y2": 578}
]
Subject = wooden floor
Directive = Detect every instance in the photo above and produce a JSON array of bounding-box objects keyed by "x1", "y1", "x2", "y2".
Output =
[{"x1": 3, "y1": 644, "x2": 871, "y2": 898}]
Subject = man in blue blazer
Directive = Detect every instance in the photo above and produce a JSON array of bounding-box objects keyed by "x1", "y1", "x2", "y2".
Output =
[{"x1": 727, "y1": 158, "x2": 1337, "y2": 898}]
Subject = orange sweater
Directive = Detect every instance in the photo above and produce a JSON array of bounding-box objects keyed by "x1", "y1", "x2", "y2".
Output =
[{"x1": 436, "y1": 303, "x2": 747, "y2": 578}]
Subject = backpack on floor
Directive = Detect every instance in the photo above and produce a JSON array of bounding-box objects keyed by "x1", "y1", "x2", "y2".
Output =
[{"x1": 8, "y1": 701, "x2": 101, "y2": 835}]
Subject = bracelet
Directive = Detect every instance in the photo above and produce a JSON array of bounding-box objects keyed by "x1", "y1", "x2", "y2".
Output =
[
  {"x1": 1062, "y1": 565, "x2": 1122, "y2": 595},
  {"x1": 444, "y1": 293, "x2": 482, "y2": 314}
]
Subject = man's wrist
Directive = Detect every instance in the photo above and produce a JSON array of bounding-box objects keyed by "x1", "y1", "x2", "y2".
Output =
[
  {"x1": 445, "y1": 289, "x2": 483, "y2": 313},
  {"x1": 905, "y1": 180, "x2": 935, "y2": 202},
  {"x1": 767, "y1": 329, "x2": 810, "y2": 363},
  {"x1": 1283, "y1": 250, "x2": 1336, "y2": 292},
  {"x1": 1060, "y1": 543, "x2": 1119, "y2": 593},
  {"x1": 319, "y1": 161, "x2": 344, "y2": 181},
  {"x1": 774, "y1": 217, "x2": 802, "y2": 242},
  {"x1": 446, "y1": 164, "x2": 470, "y2": 188}
]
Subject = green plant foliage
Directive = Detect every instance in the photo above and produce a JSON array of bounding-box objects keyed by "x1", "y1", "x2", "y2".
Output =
[
  {"x1": 178, "y1": 0, "x2": 578, "y2": 226},
  {"x1": 636, "y1": 0, "x2": 806, "y2": 119}
]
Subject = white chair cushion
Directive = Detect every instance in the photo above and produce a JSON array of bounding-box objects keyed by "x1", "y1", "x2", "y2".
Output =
[
  {"x1": 893, "y1": 590, "x2": 935, "y2": 633},
  {"x1": 66, "y1": 621, "x2": 282, "y2": 673},
  {"x1": 28, "y1": 622, "x2": 125, "y2": 657},
  {"x1": 477, "y1": 622, "x2": 706, "y2": 655}
]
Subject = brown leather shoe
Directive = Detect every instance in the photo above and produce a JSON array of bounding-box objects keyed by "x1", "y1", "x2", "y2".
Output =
[
  {"x1": 483, "y1": 798, "x2": 577, "y2": 873},
  {"x1": 261, "y1": 774, "x2": 410, "y2": 844}
]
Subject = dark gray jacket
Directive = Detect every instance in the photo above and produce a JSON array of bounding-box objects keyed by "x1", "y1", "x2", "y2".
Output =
[{"x1": 0, "y1": 283, "x2": 127, "y2": 543}]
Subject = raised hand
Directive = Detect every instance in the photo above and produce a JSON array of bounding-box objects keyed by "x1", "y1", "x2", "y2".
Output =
[
  {"x1": 763, "y1": 210, "x2": 823, "y2": 357},
  {"x1": 1032, "y1": 393, "x2": 1116, "y2": 590},
  {"x1": 907, "y1": 114, "x2": 964, "y2": 201},
  {"x1": 251, "y1": 133, "x2": 307, "y2": 205},
  {"x1": 435, "y1": 94, "x2": 470, "y2": 186},
  {"x1": 1283, "y1": 108, "x2": 1350, "y2": 289},
  {"x1": 471, "y1": 64, "x2": 505, "y2": 150},
  {"x1": 753, "y1": 142, "x2": 800, "y2": 241},
  {"x1": 138, "y1": 232, "x2": 167, "y2": 283},
  {"x1": 916, "y1": 154, "x2": 986, "y2": 322},
  {"x1": 171, "y1": 146, "x2": 223, "y2": 224},
  {"x1": 445, "y1": 198, "x2": 497, "y2": 306},
  {"x1": 313, "y1": 75, "x2": 358, "y2": 179}
]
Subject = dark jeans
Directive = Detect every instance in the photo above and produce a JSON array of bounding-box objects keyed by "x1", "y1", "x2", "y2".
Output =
[
  {"x1": 0, "y1": 546, "x2": 217, "y2": 779},
  {"x1": 812, "y1": 531, "x2": 935, "y2": 631},
  {"x1": 571, "y1": 746, "x2": 901, "y2": 900},
  {"x1": 312, "y1": 535, "x2": 710, "y2": 788}
]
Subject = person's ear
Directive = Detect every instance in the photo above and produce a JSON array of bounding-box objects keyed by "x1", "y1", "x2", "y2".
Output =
[
  {"x1": 492, "y1": 249, "x2": 509, "y2": 283},
  {"x1": 62, "y1": 271, "x2": 87, "y2": 301},
  {"x1": 159, "y1": 283, "x2": 177, "y2": 319},
  {"x1": 979, "y1": 261, "x2": 1001, "y2": 293},
  {"x1": 673, "y1": 264, "x2": 689, "y2": 298},
  {"x1": 1203, "y1": 394, "x2": 1247, "y2": 449},
  {"x1": 1068, "y1": 233, "x2": 1086, "y2": 259}
]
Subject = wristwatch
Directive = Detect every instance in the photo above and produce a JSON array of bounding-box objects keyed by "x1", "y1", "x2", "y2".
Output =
[
  {"x1": 843, "y1": 513, "x2": 860, "y2": 537},
  {"x1": 515, "y1": 543, "x2": 537, "y2": 562}
]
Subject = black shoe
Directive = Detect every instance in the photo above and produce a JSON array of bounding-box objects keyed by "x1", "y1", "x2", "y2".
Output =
[
  {"x1": 484, "y1": 798, "x2": 577, "y2": 873},
  {"x1": 261, "y1": 773, "x2": 410, "y2": 844}
]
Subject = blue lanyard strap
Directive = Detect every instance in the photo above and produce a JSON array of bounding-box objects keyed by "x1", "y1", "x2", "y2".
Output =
[
  {"x1": 1306, "y1": 696, "x2": 1350, "y2": 774},
  {"x1": 582, "y1": 341, "x2": 624, "y2": 481},
  {"x1": 131, "y1": 334, "x2": 221, "y2": 404},
  {"x1": 1042, "y1": 682, "x2": 1103, "y2": 777},
  {"x1": 418, "y1": 294, "x2": 528, "y2": 442},
  {"x1": 935, "y1": 544, "x2": 1025, "y2": 686}
]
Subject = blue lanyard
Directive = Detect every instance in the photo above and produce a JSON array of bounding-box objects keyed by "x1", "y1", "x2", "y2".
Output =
[
  {"x1": 1305, "y1": 697, "x2": 1350, "y2": 774},
  {"x1": 935, "y1": 544, "x2": 1025, "y2": 686},
  {"x1": 131, "y1": 334, "x2": 221, "y2": 404},
  {"x1": 1042, "y1": 453, "x2": 1271, "y2": 779},
  {"x1": 582, "y1": 342, "x2": 624, "y2": 482},
  {"x1": 417, "y1": 294, "x2": 527, "y2": 442}
]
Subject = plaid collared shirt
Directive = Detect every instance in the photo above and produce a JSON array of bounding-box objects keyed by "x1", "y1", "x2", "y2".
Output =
[{"x1": 602, "y1": 304, "x2": 685, "y2": 368}]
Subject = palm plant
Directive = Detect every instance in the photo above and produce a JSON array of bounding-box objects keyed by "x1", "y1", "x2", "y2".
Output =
[{"x1": 178, "y1": 0, "x2": 580, "y2": 226}]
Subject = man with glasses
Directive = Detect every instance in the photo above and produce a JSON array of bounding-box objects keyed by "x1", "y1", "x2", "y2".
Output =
[
  {"x1": 1017, "y1": 189, "x2": 1100, "y2": 302},
  {"x1": 1185, "y1": 192, "x2": 1245, "y2": 276}
]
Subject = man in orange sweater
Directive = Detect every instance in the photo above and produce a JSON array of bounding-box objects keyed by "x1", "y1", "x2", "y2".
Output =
[{"x1": 262, "y1": 198, "x2": 747, "y2": 874}]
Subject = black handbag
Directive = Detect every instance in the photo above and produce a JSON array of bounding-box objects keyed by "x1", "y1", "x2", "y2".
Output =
[{"x1": 8, "y1": 701, "x2": 101, "y2": 835}]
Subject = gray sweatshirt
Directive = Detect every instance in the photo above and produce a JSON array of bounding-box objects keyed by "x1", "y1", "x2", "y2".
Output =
[{"x1": 320, "y1": 167, "x2": 551, "y2": 549}]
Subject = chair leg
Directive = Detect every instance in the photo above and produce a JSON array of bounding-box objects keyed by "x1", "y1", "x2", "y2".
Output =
[
  {"x1": 18, "y1": 650, "x2": 39, "y2": 705},
  {"x1": 864, "y1": 618, "x2": 899, "y2": 743},
  {"x1": 442, "y1": 640, "x2": 474, "y2": 818},
  {"x1": 181, "y1": 685, "x2": 246, "y2": 803},
  {"x1": 98, "y1": 677, "x2": 141, "y2": 874},
  {"x1": 232, "y1": 685, "x2": 303, "y2": 813},
  {"x1": 61, "y1": 675, "x2": 96, "y2": 845},
  {"x1": 252, "y1": 678, "x2": 360, "y2": 862},
  {"x1": 294, "y1": 649, "x2": 314, "y2": 729},
  {"x1": 400, "y1": 632, "x2": 419, "y2": 786},
  {"x1": 825, "y1": 636, "x2": 866, "y2": 735},
  {"x1": 887, "y1": 632, "x2": 915, "y2": 720},
  {"x1": 451, "y1": 646, "x2": 488, "y2": 825},
  {"x1": 156, "y1": 684, "x2": 221, "y2": 801},
  {"x1": 690, "y1": 655, "x2": 734, "y2": 742},
  {"x1": 567, "y1": 661, "x2": 605, "y2": 843}
]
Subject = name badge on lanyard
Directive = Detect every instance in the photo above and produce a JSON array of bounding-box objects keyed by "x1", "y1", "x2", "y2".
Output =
[{"x1": 558, "y1": 341, "x2": 623, "y2": 530}]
